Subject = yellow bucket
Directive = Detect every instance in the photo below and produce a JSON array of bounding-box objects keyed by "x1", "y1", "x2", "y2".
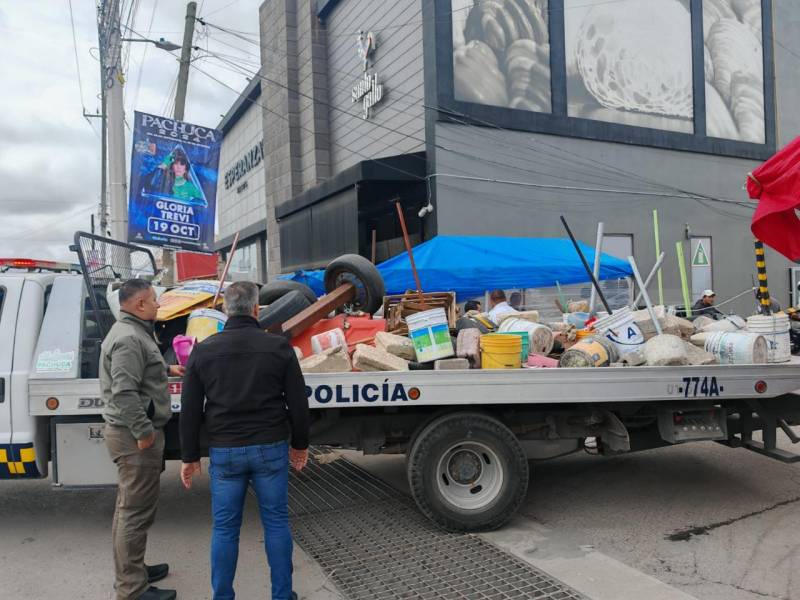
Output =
[
  {"x1": 575, "y1": 328, "x2": 595, "y2": 340},
  {"x1": 480, "y1": 334, "x2": 522, "y2": 369}
]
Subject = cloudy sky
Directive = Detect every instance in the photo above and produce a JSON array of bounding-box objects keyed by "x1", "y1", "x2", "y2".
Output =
[{"x1": 0, "y1": 0, "x2": 263, "y2": 262}]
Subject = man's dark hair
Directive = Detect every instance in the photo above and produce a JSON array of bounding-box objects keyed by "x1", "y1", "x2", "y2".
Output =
[
  {"x1": 118, "y1": 278, "x2": 152, "y2": 305},
  {"x1": 489, "y1": 289, "x2": 507, "y2": 302},
  {"x1": 464, "y1": 300, "x2": 481, "y2": 312}
]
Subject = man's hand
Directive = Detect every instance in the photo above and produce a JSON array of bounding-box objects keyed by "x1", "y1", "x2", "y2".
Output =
[
  {"x1": 289, "y1": 447, "x2": 308, "y2": 472},
  {"x1": 168, "y1": 365, "x2": 186, "y2": 377},
  {"x1": 180, "y1": 461, "x2": 202, "y2": 489},
  {"x1": 137, "y1": 431, "x2": 156, "y2": 450}
]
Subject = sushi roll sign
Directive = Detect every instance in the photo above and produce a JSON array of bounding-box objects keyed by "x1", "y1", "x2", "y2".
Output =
[{"x1": 128, "y1": 111, "x2": 223, "y2": 252}]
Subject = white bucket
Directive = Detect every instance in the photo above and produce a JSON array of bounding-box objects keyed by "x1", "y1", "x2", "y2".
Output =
[
  {"x1": 593, "y1": 306, "x2": 645, "y2": 356},
  {"x1": 498, "y1": 317, "x2": 554, "y2": 355},
  {"x1": 746, "y1": 314, "x2": 791, "y2": 363},
  {"x1": 186, "y1": 308, "x2": 227, "y2": 342},
  {"x1": 311, "y1": 328, "x2": 347, "y2": 355},
  {"x1": 704, "y1": 332, "x2": 768, "y2": 365},
  {"x1": 406, "y1": 308, "x2": 454, "y2": 363}
]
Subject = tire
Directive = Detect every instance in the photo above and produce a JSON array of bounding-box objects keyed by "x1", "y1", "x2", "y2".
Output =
[
  {"x1": 258, "y1": 280, "x2": 317, "y2": 306},
  {"x1": 258, "y1": 290, "x2": 311, "y2": 330},
  {"x1": 323, "y1": 254, "x2": 385, "y2": 315},
  {"x1": 406, "y1": 412, "x2": 529, "y2": 532}
]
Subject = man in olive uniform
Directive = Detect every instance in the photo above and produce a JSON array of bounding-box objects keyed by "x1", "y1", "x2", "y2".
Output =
[{"x1": 101, "y1": 279, "x2": 184, "y2": 600}]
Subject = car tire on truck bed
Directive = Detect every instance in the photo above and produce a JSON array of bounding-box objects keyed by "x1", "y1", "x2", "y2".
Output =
[
  {"x1": 324, "y1": 254, "x2": 385, "y2": 315},
  {"x1": 258, "y1": 290, "x2": 311, "y2": 331},
  {"x1": 258, "y1": 280, "x2": 317, "y2": 306},
  {"x1": 406, "y1": 412, "x2": 529, "y2": 532}
]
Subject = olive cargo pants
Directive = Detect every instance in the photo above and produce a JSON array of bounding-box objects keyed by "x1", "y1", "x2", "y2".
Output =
[{"x1": 105, "y1": 425, "x2": 165, "y2": 600}]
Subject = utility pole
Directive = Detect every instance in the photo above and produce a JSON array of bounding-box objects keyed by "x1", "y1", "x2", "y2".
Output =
[
  {"x1": 98, "y1": 0, "x2": 128, "y2": 242},
  {"x1": 161, "y1": 1, "x2": 197, "y2": 285},
  {"x1": 99, "y1": 85, "x2": 108, "y2": 237}
]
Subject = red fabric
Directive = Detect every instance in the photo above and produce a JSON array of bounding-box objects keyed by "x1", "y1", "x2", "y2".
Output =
[
  {"x1": 176, "y1": 251, "x2": 218, "y2": 281},
  {"x1": 749, "y1": 136, "x2": 800, "y2": 260}
]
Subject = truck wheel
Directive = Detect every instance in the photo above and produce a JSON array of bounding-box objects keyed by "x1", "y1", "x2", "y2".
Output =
[
  {"x1": 407, "y1": 412, "x2": 529, "y2": 532},
  {"x1": 324, "y1": 254, "x2": 385, "y2": 315},
  {"x1": 258, "y1": 290, "x2": 311, "y2": 330},
  {"x1": 258, "y1": 280, "x2": 317, "y2": 306}
]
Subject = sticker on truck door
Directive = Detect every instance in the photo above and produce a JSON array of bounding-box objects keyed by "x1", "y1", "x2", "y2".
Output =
[{"x1": 35, "y1": 350, "x2": 75, "y2": 373}]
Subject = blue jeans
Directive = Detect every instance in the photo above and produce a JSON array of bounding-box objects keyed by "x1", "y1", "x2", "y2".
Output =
[{"x1": 209, "y1": 442, "x2": 293, "y2": 600}]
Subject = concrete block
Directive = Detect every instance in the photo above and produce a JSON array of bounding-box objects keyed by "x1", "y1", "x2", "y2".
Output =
[
  {"x1": 684, "y1": 341, "x2": 718, "y2": 365},
  {"x1": 375, "y1": 331, "x2": 416, "y2": 361},
  {"x1": 300, "y1": 345, "x2": 351, "y2": 373},
  {"x1": 456, "y1": 328, "x2": 481, "y2": 368},
  {"x1": 353, "y1": 344, "x2": 409, "y2": 372},
  {"x1": 643, "y1": 334, "x2": 688, "y2": 367},
  {"x1": 293, "y1": 346, "x2": 304, "y2": 361},
  {"x1": 568, "y1": 300, "x2": 590, "y2": 313},
  {"x1": 434, "y1": 358, "x2": 471, "y2": 370},
  {"x1": 620, "y1": 350, "x2": 646, "y2": 366}
]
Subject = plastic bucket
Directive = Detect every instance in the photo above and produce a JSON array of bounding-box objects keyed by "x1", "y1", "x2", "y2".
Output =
[
  {"x1": 559, "y1": 337, "x2": 618, "y2": 368},
  {"x1": 480, "y1": 334, "x2": 522, "y2": 369},
  {"x1": 563, "y1": 312, "x2": 590, "y2": 328},
  {"x1": 498, "y1": 317, "x2": 554, "y2": 355},
  {"x1": 186, "y1": 308, "x2": 227, "y2": 342},
  {"x1": 406, "y1": 308, "x2": 454, "y2": 363},
  {"x1": 575, "y1": 328, "x2": 595, "y2": 340},
  {"x1": 593, "y1": 307, "x2": 644, "y2": 356},
  {"x1": 171, "y1": 335, "x2": 195, "y2": 366},
  {"x1": 746, "y1": 315, "x2": 791, "y2": 363},
  {"x1": 704, "y1": 332, "x2": 768, "y2": 365},
  {"x1": 311, "y1": 328, "x2": 347, "y2": 355},
  {"x1": 495, "y1": 332, "x2": 529, "y2": 361}
]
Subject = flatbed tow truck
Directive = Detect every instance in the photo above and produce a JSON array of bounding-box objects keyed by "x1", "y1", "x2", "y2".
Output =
[{"x1": 4, "y1": 253, "x2": 800, "y2": 531}]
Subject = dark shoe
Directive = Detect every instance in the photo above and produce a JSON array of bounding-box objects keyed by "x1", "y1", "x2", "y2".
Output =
[
  {"x1": 146, "y1": 563, "x2": 169, "y2": 583},
  {"x1": 138, "y1": 586, "x2": 177, "y2": 600}
]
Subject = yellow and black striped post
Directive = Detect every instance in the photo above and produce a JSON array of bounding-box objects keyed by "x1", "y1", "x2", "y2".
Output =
[{"x1": 754, "y1": 239, "x2": 771, "y2": 315}]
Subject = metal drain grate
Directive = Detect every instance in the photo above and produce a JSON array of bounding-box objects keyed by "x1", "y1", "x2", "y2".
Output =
[{"x1": 283, "y1": 451, "x2": 588, "y2": 600}]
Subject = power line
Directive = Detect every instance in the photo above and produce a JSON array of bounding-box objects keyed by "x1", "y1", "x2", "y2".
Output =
[{"x1": 68, "y1": 0, "x2": 88, "y2": 114}]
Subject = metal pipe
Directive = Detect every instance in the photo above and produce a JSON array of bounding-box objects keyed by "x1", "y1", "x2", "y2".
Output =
[
  {"x1": 629, "y1": 256, "x2": 662, "y2": 336},
  {"x1": 632, "y1": 252, "x2": 666, "y2": 308},
  {"x1": 395, "y1": 201, "x2": 426, "y2": 307},
  {"x1": 589, "y1": 222, "x2": 604, "y2": 314},
  {"x1": 560, "y1": 215, "x2": 612, "y2": 314},
  {"x1": 213, "y1": 231, "x2": 239, "y2": 307}
]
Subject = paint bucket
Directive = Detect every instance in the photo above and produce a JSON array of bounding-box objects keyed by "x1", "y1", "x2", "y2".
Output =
[
  {"x1": 498, "y1": 317, "x2": 554, "y2": 355},
  {"x1": 171, "y1": 335, "x2": 195, "y2": 366},
  {"x1": 480, "y1": 334, "x2": 523, "y2": 369},
  {"x1": 406, "y1": 308, "x2": 454, "y2": 363},
  {"x1": 495, "y1": 332, "x2": 530, "y2": 361},
  {"x1": 704, "y1": 332, "x2": 768, "y2": 365},
  {"x1": 575, "y1": 328, "x2": 595, "y2": 341},
  {"x1": 311, "y1": 328, "x2": 347, "y2": 355},
  {"x1": 746, "y1": 314, "x2": 791, "y2": 363},
  {"x1": 593, "y1": 306, "x2": 645, "y2": 356},
  {"x1": 564, "y1": 312, "x2": 590, "y2": 328},
  {"x1": 186, "y1": 308, "x2": 227, "y2": 342},
  {"x1": 559, "y1": 337, "x2": 619, "y2": 368}
]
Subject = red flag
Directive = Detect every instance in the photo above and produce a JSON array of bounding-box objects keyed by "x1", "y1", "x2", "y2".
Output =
[{"x1": 749, "y1": 136, "x2": 800, "y2": 260}]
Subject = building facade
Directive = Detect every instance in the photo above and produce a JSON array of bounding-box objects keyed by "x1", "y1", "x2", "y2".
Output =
[{"x1": 214, "y1": 0, "x2": 800, "y2": 314}]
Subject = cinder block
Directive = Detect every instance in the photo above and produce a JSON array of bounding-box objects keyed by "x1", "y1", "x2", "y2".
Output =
[
  {"x1": 434, "y1": 358, "x2": 470, "y2": 370},
  {"x1": 293, "y1": 346, "x2": 304, "y2": 361},
  {"x1": 456, "y1": 329, "x2": 481, "y2": 368},
  {"x1": 300, "y1": 345, "x2": 351, "y2": 373},
  {"x1": 353, "y1": 344, "x2": 409, "y2": 372},
  {"x1": 375, "y1": 331, "x2": 416, "y2": 361}
]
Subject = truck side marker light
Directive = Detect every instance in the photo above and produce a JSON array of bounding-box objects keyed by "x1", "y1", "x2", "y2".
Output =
[
  {"x1": 755, "y1": 381, "x2": 768, "y2": 394},
  {"x1": 46, "y1": 397, "x2": 60, "y2": 410},
  {"x1": 408, "y1": 387, "x2": 421, "y2": 400}
]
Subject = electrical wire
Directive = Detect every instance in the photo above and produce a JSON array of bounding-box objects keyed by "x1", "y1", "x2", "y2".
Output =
[{"x1": 68, "y1": 0, "x2": 89, "y2": 116}]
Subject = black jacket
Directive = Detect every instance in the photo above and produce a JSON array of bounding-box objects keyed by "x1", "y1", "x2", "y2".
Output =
[
  {"x1": 691, "y1": 299, "x2": 723, "y2": 319},
  {"x1": 180, "y1": 315, "x2": 309, "y2": 462}
]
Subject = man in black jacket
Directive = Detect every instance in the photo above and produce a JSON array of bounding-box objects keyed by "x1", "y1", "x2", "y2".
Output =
[{"x1": 179, "y1": 281, "x2": 309, "y2": 600}]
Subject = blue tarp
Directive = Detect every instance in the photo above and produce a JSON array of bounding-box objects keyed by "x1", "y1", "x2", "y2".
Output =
[{"x1": 280, "y1": 235, "x2": 633, "y2": 300}]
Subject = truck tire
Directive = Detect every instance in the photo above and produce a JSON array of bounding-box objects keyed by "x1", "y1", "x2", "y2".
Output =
[
  {"x1": 407, "y1": 412, "x2": 528, "y2": 532},
  {"x1": 324, "y1": 254, "x2": 385, "y2": 315},
  {"x1": 258, "y1": 290, "x2": 311, "y2": 330},
  {"x1": 258, "y1": 280, "x2": 317, "y2": 306}
]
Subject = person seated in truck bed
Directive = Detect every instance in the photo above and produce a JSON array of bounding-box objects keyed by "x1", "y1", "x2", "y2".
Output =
[
  {"x1": 692, "y1": 289, "x2": 724, "y2": 320},
  {"x1": 487, "y1": 289, "x2": 518, "y2": 323}
]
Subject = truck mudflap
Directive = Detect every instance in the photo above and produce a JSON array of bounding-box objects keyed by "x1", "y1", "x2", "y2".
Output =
[{"x1": 0, "y1": 443, "x2": 40, "y2": 478}]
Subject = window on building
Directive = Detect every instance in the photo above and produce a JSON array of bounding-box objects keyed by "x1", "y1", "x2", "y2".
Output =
[
  {"x1": 690, "y1": 236, "x2": 713, "y2": 302},
  {"x1": 228, "y1": 241, "x2": 260, "y2": 283}
]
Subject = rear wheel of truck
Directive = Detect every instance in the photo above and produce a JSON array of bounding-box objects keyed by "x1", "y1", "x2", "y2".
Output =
[{"x1": 407, "y1": 412, "x2": 529, "y2": 532}]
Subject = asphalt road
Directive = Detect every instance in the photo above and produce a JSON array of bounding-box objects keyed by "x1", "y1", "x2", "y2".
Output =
[{"x1": 2, "y1": 436, "x2": 799, "y2": 600}]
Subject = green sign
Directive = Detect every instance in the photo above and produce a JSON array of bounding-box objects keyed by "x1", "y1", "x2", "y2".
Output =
[{"x1": 692, "y1": 241, "x2": 710, "y2": 267}]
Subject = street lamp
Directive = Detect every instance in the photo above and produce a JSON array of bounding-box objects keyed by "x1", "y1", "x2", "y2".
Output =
[{"x1": 121, "y1": 37, "x2": 181, "y2": 52}]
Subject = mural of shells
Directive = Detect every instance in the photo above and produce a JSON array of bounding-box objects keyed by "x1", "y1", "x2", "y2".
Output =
[
  {"x1": 452, "y1": 0, "x2": 551, "y2": 112},
  {"x1": 565, "y1": 0, "x2": 694, "y2": 133},
  {"x1": 704, "y1": 0, "x2": 765, "y2": 143}
]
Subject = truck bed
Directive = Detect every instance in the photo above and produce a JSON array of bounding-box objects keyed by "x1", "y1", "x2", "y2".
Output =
[{"x1": 29, "y1": 359, "x2": 800, "y2": 416}]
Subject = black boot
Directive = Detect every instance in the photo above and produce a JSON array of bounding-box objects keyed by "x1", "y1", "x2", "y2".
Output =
[
  {"x1": 138, "y1": 586, "x2": 177, "y2": 600},
  {"x1": 146, "y1": 563, "x2": 169, "y2": 583}
]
